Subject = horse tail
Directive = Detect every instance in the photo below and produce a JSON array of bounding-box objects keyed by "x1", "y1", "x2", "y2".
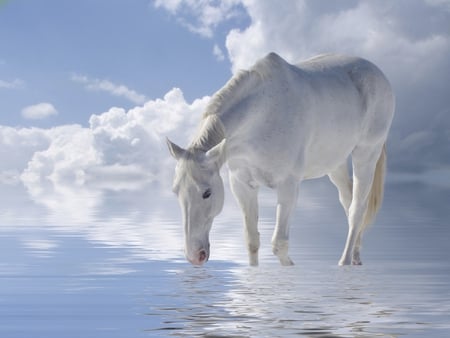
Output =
[{"x1": 362, "y1": 144, "x2": 386, "y2": 230}]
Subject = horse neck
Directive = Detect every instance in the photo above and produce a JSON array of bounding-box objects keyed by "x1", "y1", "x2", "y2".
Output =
[
  {"x1": 188, "y1": 114, "x2": 226, "y2": 153},
  {"x1": 188, "y1": 69, "x2": 264, "y2": 155},
  {"x1": 199, "y1": 70, "x2": 262, "y2": 145},
  {"x1": 207, "y1": 69, "x2": 260, "y2": 117}
]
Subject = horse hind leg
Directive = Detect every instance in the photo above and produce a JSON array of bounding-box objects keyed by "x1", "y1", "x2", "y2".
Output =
[
  {"x1": 329, "y1": 163, "x2": 366, "y2": 266},
  {"x1": 352, "y1": 233, "x2": 363, "y2": 265},
  {"x1": 339, "y1": 144, "x2": 386, "y2": 266},
  {"x1": 328, "y1": 162, "x2": 352, "y2": 217},
  {"x1": 352, "y1": 145, "x2": 386, "y2": 265}
]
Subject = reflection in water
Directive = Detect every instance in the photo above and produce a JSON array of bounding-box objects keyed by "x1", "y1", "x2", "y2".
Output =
[
  {"x1": 146, "y1": 262, "x2": 449, "y2": 337},
  {"x1": 0, "y1": 179, "x2": 449, "y2": 337}
]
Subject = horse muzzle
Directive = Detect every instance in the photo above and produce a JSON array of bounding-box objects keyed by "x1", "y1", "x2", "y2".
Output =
[{"x1": 186, "y1": 244, "x2": 210, "y2": 266}]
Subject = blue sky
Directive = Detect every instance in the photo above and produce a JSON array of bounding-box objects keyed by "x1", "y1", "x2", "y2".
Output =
[
  {"x1": 1, "y1": 0, "x2": 450, "y2": 188},
  {"x1": 0, "y1": 0, "x2": 243, "y2": 127}
]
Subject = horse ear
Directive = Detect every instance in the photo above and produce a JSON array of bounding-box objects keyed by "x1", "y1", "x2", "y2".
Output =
[
  {"x1": 166, "y1": 138, "x2": 185, "y2": 160},
  {"x1": 205, "y1": 139, "x2": 226, "y2": 168}
]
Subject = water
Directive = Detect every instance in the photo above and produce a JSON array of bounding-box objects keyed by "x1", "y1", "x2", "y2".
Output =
[{"x1": 0, "y1": 178, "x2": 449, "y2": 337}]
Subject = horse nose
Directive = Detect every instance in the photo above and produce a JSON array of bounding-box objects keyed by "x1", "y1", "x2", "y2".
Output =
[
  {"x1": 187, "y1": 248, "x2": 209, "y2": 266},
  {"x1": 198, "y1": 249, "x2": 208, "y2": 263}
]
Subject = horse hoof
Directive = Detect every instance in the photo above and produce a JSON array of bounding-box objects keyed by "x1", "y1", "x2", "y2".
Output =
[
  {"x1": 280, "y1": 257, "x2": 295, "y2": 266},
  {"x1": 249, "y1": 259, "x2": 259, "y2": 267},
  {"x1": 338, "y1": 259, "x2": 351, "y2": 266}
]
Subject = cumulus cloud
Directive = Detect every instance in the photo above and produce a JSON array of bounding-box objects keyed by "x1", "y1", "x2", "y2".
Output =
[
  {"x1": 225, "y1": 1, "x2": 450, "y2": 77},
  {"x1": 21, "y1": 125, "x2": 100, "y2": 186},
  {"x1": 71, "y1": 74, "x2": 147, "y2": 105},
  {"x1": 88, "y1": 88, "x2": 209, "y2": 168},
  {"x1": 21, "y1": 102, "x2": 58, "y2": 120},
  {"x1": 0, "y1": 126, "x2": 51, "y2": 184},
  {"x1": 0, "y1": 88, "x2": 210, "y2": 191}
]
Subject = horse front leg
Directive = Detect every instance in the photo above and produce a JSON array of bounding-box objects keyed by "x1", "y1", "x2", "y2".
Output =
[
  {"x1": 229, "y1": 173, "x2": 260, "y2": 266},
  {"x1": 272, "y1": 177, "x2": 299, "y2": 266}
]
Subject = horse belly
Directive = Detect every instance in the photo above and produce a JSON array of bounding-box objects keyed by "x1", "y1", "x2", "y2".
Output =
[
  {"x1": 302, "y1": 109, "x2": 361, "y2": 179},
  {"x1": 302, "y1": 144, "x2": 354, "y2": 180}
]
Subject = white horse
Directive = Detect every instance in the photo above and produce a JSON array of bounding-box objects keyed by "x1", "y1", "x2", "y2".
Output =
[{"x1": 167, "y1": 53, "x2": 395, "y2": 266}]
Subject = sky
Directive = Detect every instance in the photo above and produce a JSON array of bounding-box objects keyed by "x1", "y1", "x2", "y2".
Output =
[{"x1": 1, "y1": 0, "x2": 450, "y2": 190}]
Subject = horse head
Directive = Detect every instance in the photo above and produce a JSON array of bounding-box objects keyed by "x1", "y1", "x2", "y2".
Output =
[{"x1": 167, "y1": 138, "x2": 226, "y2": 265}]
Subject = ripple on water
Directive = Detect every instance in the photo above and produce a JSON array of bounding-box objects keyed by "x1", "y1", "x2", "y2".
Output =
[{"x1": 144, "y1": 260, "x2": 450, "y2": 337}]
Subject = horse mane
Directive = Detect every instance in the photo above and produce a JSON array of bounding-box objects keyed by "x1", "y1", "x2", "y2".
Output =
[
  {"x1": 188, "y1": 114, "x2": 226, "y2": 153},
  {"x1": 204, "y1": 53, "x2": 287, "y2": 119},
  {"x1": 188, "y1": 67, "x2": 255, "y2": 154},
  {"x1": 189, "y1": 53, "x2": 288, "y2": 154},
  {"x1": 204, "y1": 70, "x2": 254, "y2": 118}
]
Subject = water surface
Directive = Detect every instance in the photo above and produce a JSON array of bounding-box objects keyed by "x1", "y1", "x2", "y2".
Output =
[{"x1": 0, "y1": 179, "x2": 449, "y2": 337}]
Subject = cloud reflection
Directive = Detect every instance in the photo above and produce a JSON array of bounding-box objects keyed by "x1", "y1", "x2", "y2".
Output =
[
  {"x1": 2, "y1": 175, "x2": 449, "y2": 265},
  {"x1": 1, "y1": 178, "x2": 450, "y2": 336}
]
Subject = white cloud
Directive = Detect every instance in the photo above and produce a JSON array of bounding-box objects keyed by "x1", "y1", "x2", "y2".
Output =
[
  {"x1": 71, "y1": 74, "x2": 147, "y2": 105},
  {"x1": 213, "y1": 44, "x2": 225, "y2": 61},
  {"x1": 21, "y1": 102, "x2": 58, "y2": 120},
  {"x1": 153, "y1": 0, "x2": 182, "y2": 12},
  {"x1": 88, "y1": 87, "x2": 208, "y2": 162},
  {"x1": 21, "y1": 125, "x2": 100, "y2": 186},
  {"x1": 225, "y1": 1, "x2": 450, "y2": 77},
  {"x1": 0, "y1": 126, "x2": 51, "y2": 184},
  {"x1": 153, "y1": 0, "x2": 244, "y2": 38},
  {"x1": 0, "y1": 87, "x2": 210, "y2": 191},
  {"x1": 0, "y1": 78, "x2": 24, "y2": 89}
]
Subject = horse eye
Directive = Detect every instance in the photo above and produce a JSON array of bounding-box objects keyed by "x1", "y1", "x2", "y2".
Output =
[{"x1": 202, "y1": 189, "x2": 212, "y2": 199}]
